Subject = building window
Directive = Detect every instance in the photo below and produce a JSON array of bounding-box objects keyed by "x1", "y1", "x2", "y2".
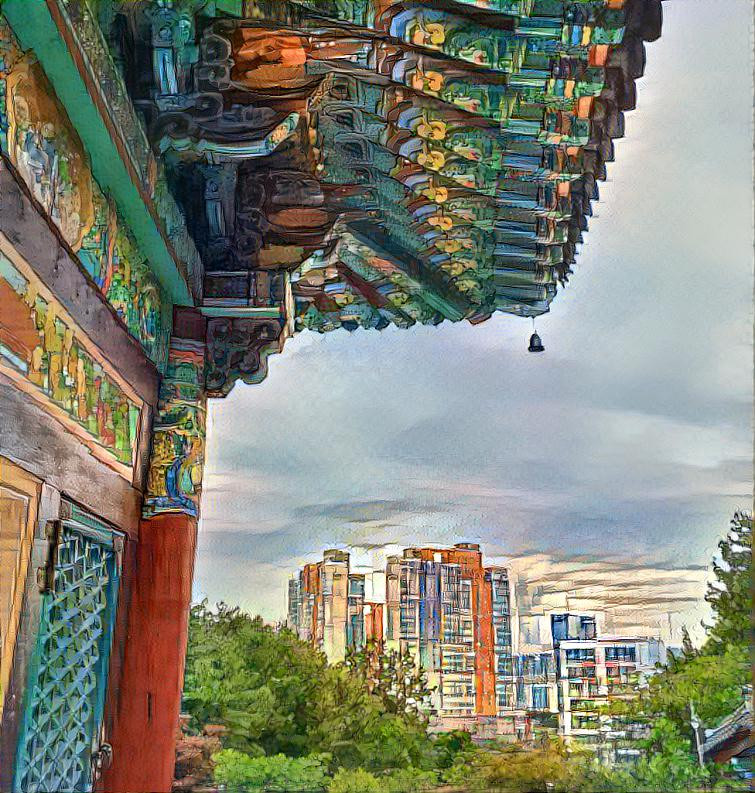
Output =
[
  {"x1": 497, "y1": 656, "x2": 513, "y2": 676},
  {"x1": 0, "y1": 457, "x2": 41, "y2": 717},
  {"x1": 532, "y1": 685, "x2": 548, "y2": 710},
  {"x1": 566, "y1": 648, "x2": 595, "y2": 663},
  {"x1": 551, "y1": 614, "x2": 568, "y2": 642},
  {"x1": 580, "y1": 616, "x2": 597, "y2": 640},
  {"x1": 605, "y1": 646, "x2": 636, "y2": 662}
]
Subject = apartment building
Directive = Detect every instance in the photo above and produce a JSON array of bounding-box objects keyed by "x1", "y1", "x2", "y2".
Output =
[
  {"x1": 290, "y1": 544, "x2": 520, "y2": 734},
  {"x1": 517, "y1": 611, "x2": 664, "y2": 751},
  {"x1": 515, "y1": 651, "x2": 559, "y2": 728},
  {"x1": 287, "y1": 553, "x2": 664, "y2": 745},
  {"x1": 288, "y1": 550, "x2": 351, "y2": 662},
  {"x1": 556, "y1": 634, "x2": 664, "y2": 754},
  {"x1": 384, "y1": 545, "x2": 505, "y2": 724}
]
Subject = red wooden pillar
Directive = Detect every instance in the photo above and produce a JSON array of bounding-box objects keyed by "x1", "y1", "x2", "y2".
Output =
[
  {"x1": 103, "y1": 513, "x2": 197, "y2": 792},
  {"x1": 104, "y1": 309, "x2": 207, "y2": 792}
]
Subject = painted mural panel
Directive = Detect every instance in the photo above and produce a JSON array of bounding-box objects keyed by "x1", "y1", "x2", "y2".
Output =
[
  {"x1": 143, "y1": 338, "x2": 206, "y2": 517},
  {"x1": 0, "y1": 20, "x2": 169, "y2": 366},
  {"x1": 0, "y1": 247, "x2": 142, "y2": 475}
]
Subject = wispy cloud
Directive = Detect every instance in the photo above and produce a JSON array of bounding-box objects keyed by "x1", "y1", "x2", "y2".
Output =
[{"x1": 197, "y1": 2, "x2": 752, "y2": 636}]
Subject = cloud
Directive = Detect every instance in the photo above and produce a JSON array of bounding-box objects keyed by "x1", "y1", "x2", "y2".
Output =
[{"x1": 196, "y1": 2, "x2": 752, "y2": 634}]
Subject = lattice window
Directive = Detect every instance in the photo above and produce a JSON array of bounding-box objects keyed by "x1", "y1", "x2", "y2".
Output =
[{"x1": 13, "y1": 518, "x2": 120, "y2": 793}]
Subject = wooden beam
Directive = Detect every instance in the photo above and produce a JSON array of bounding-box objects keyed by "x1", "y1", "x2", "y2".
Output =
[{"x1": 2, "y1": 0, "x2": 194, "y2": 306}]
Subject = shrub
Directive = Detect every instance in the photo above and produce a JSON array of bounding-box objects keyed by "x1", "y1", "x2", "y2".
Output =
[
  {"x1": 384, "y1": 766, "x2": 439, "y2": 792},
  {"x1": 213, "y1": 749, "x2": 328, "y2": 791},
  {"x1": 328, "y1": 768, "x2": 382, "y2": 793}
]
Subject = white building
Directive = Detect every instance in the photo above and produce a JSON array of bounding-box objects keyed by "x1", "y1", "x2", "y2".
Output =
[{"x1": 555, "y1": 633, "x2": 665, "y2": 758}]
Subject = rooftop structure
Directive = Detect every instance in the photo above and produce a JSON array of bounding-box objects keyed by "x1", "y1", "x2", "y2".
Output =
[
  {"x1": 151, "y1": 0, "x2": 664, "y2": 334},
  {"x1": 702, "y1": 693, "x2": 753, "y2": 775}
]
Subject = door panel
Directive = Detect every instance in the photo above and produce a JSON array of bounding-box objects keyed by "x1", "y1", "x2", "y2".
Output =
[{"x1": 13, "y1": 503, "x2": 122, "y2": 793}]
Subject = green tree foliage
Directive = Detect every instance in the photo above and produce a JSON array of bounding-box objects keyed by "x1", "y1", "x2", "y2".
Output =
[
  {"x1": 304, "y1": 662, "x2": 383, "y2": 769},
  {"x1": 443, "y1": 736, "x2": 596, "y2": 792},
  {"x1": 611, "y1": 644, "x2": 748, "y2": 739},
  {"x1": 303, "y1": 661, "x2": 435, "y2": 771},
  {"x1": 184, "y1": 603, "x2": 445, "y2": 778},
  {"x1": 610, "y1": 512, "x2": 751, "y2": 741},
  {"x1": 441, "y1": 728, "x2": 715, "y2": 793},
  {"x1": 346, "y1": 642, "x2": 434, "y2": 718},
  {"x1": 590, "y1": 719, "x2": 713, "y2": 792},
  {"x1": 183, "y1": 602, "x2": 327, "y2": 756},
  {"x1": 212, "y1": 749, "x2": 328, "y2": 791},
  {"x1": 327, "y1": 768, "x2": 382, "y2": 793},
  {"x1": 383, "y1": 766, "x2": 439, "y2": 792},
  {"x1": 632, "y1": 717, "x2": 712, "y2": 791},
  {"x1": 429, "y1": 729, "x2": 473, "y2": 769},
  {"x1": 704, "y1": 511, "x2": 752, "y2": 653}
]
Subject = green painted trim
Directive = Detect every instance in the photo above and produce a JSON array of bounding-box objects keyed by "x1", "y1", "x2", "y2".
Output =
[
  {"x1": 2, "y1": 0, "x2": 193, "y2": 307},
  {"x1": 200, "y1": 306, "x2": 283, "y2": 318},
  {"x1": 211, "y1": 0, "x2": 244, "y2": 17}
]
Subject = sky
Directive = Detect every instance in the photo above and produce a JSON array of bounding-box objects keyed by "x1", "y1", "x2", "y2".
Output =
[{"x1": 195, "y1": 1, "x2": 753, "y2": 646}]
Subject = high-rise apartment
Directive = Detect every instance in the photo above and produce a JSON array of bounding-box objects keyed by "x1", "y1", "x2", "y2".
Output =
[
  {"x1": 288, "y1": 553, "x2": 665, "y2": 745},
  {"x1": 290, "y1": 550, "x2": 351, "y2": 662},
  {"x1": 289, "y1": 543, "x2": 520, "y2": 735}
]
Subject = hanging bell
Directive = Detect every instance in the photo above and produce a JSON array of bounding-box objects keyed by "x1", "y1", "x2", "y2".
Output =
[{"x1": 528, "y1": 331, "x2": 545, "y2": 353}]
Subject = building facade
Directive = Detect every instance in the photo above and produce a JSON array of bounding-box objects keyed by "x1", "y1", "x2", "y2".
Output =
[
  {"x1": 290, "y1": 544, "x2": 523, "y2": 736},
  {"x1": 555, "y1": 632, "x2": 664, "y2": 755},
  {"x1": 289, "y1": 556, "x2": 666, "y2": 747},
  {"x1": 517, "y1": 612, "x2": 665, "y2": 756},
  {"x1": 0, "y1": 0, "x2": 661, "y2": 789},
  {"x1": 289, "y1": 550, "x2": 378, "y2": 663}
]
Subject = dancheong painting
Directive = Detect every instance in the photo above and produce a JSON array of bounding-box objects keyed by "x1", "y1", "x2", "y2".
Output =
[{"x1": 0, "y1": 2, "x2": 751, "y2": 793}]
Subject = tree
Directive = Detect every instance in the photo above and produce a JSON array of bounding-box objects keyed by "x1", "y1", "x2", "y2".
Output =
[
  {"x1": 305, "y1": 662, "x2": 384, "y2": 769},
  {"x1": 427, "y1": 729, "x2": 473, "y2": 770},
  {"x1": 704, "y1": 511, "x2": 752, "y2": 654},
  {"x1": 608, "y1": 513, "x2": 751, "y2": 740},
  {"x1": 383, "y1": 766, "x2": 439, "y2": 793},
  {"x1": 183, "y1": 602, "x2": 328, "y2": 756},
  {"x1": 183, "y1": 604, "x2": 437, "y2": 774},
  {"x1": 632, "y1": 718, "x2": 712, "y2": 791},
  {"x1": 443, "y1": 736, "x2": 595, "y2": 792},
  {"x1": 590, "y1": 719, "x2": 712, "y2": 793},
  {"x1": 345, "y1": 642, "x2": 434, "y2": 720},
  {"x1": 607, "y1": 641, "x2": 748, "y2": 745}
]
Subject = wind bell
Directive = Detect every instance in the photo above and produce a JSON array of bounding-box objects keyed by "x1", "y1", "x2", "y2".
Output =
[{"x1": 528, "y1": 318, "x2": 545, "y2": 353}]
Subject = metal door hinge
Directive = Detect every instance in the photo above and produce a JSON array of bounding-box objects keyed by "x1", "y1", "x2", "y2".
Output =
[
  {"x1": 36, "y1": 519, "x2": 62, "y2": 593},
  {"x1": 91, "y1": 742, "x2": 113, "y2": 782}
]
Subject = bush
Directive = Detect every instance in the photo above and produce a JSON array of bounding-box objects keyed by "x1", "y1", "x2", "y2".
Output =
[
  {"x1": 430, "y1": 729, "x2": 473, "y2": 769},
  {"x1": 213, "y1": 749, "x2": 328, "y2": 791},
  {"x1": 442, "y1": 737, "x2": 594, "y2": 792},
  {"x1": 384, "y1": 766, "x2": 439, "y2": 792},
  {"x1": 328, "y1": 768, "x2": 382, "y2": 793}
]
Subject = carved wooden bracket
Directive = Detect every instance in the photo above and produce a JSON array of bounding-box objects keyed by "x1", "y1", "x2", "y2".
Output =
[{"x1": 204, "y1": 317, "x2": 283, "y2": 398}]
